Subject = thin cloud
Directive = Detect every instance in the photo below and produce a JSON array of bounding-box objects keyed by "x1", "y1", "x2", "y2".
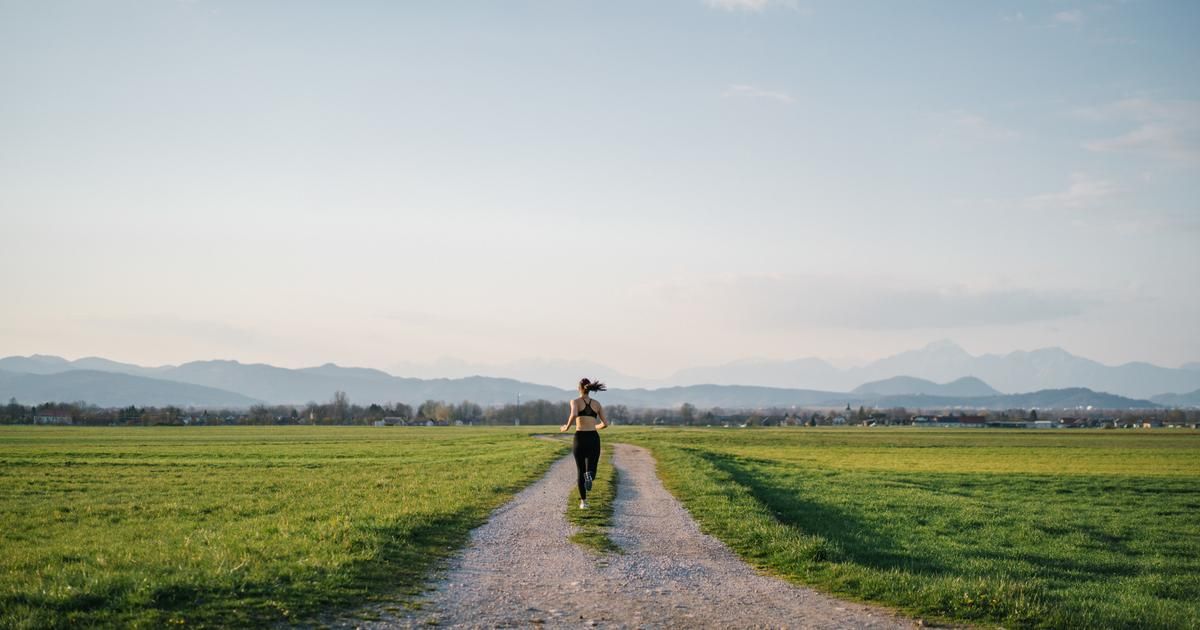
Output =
[
  {"x1": 704, "y1": 0, "x2": 797, "y2": 12},
  {"x1": 1002, "y1": 7, "x2": 1102, "y2": 33},
  {"x1": 1079, "y1": 98, "x2": 1200, "y2": 164},
  {"x1": 942, "y1": 110, "x2": 1020, "y2": 143},
  {"x1": 723, "y1": 84, "x2": 795, "y2": 105},
  {"x1": 1104, "y1": 214, "x2": 1200, "y2": 236},
  {"x1": 1053, "y1": 9, "x2": 1084, "y2": 25},
  {"x1": 650, "y1": 275, "x2": 1097, "y2": 331},
  {"x1": 1024, "y1": 172, "x2": 1121, "y2": 210},
  {"x1": 1086, "y1": 125, "x2": 1195, "y2": 162}
]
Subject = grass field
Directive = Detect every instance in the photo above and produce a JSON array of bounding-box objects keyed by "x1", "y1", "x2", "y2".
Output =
[
  {"x1": 619, "y1": 427, "x2": 1200, "y2": 629},
  {"x1": 0, "y1": 426, "x2": 566, "y2": 628},
  {"x1": 4, "y1": 426, "x2": 1198, "y2": 629}
]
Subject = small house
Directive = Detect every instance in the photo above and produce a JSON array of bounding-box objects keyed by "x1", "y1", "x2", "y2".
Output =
[{"x1": 958, "y1": 415, "x2": 987, "y2": 428}]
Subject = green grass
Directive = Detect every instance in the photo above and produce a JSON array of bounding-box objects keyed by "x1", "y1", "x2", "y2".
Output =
[
  {"x1": 566, "y1": 446, "x2": 620, "y2": 555},
  {"x1": 0, "y1": 426, "x2": 566, "y2": 628},
  {"x1": 8, "y1": 425, "x2": 1197, "y2": 629},
  {"x1": 615, "y1": 427, "x2": 1200, "y2": 629}
]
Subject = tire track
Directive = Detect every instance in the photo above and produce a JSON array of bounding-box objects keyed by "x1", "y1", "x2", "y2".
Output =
[{"x1": 330, "y1": 443, "x2": 915, "y2": 629}]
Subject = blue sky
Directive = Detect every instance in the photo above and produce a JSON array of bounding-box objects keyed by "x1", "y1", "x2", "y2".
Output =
[{"x1": 1, "y1": 0, "x2": 1197, "y2": 376}]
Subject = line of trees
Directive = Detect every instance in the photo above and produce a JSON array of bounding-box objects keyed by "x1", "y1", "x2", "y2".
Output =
[
  {"x1": 0, "y1": 393, "x2": 624, "y2": 426},
  {"x1": 2, "y1": 395, "x2": 1195, "y2": 427}
]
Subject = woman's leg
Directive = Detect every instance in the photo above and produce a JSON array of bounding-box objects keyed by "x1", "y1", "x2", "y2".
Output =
[
  {"x1": 586, "y1": 437, "x2": 601, "y2": 486},
  {"x1": 572, "y1": 435, "x2": 588, "y2": 500}
]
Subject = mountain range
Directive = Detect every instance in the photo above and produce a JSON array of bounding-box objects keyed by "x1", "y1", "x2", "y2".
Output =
[
  {"x1": 0, "y1": 356, "x2": 565, "y2": 408},
  {"x1": 0, "y1": 350, "x2": 1176, "y2": 410},
  {"x1": 0, "y1": 369, "x2": 260, "y2": 408},
  {"x1": 387, "y1": 341, "x2": 1200, "y2": 400},
  {"x1": 657, "y1": 341, "x2": 1200, "y2": 400}
]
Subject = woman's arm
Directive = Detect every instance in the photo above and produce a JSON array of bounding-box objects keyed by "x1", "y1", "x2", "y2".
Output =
[
  {"x1": 561, "y1": 400, "x2": 578, "y2": 432},
  {"x1": 597, "y1": 402, "x2": 609, "y2": 430}
]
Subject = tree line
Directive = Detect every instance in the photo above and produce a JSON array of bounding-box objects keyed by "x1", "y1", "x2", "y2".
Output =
[
  {"x1": 2, "y1": 395, "x2": 1194, "y2": 427},
  {"x1": 0, "y1": 393, "x2": 623, "y2": 426}
]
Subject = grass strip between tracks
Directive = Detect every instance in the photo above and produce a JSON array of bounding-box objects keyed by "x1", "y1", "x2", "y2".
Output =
[{"x1": 566, "y1": 445, "x2": 620, "y2": 555}]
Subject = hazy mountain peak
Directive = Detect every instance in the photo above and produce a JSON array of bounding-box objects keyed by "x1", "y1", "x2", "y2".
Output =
[
  {"x1": 725, "y1": 357, "x2": 776, "y2": 366},
  {"x1": 851, "y1": 375, "x2": 937, "y2": 396},
  {"x1": 944, "y1": 376, "x2": 1002, "y2": 396},
  {"x1": 851, "y1": 374, "x2": 999, "y2": 397},
  {"x1": 27, "y1": 354, "x2": 70, "y2": 364},
  {"x1": 300, "y1": 363, "x2": 395, "y2": 381},
  {"x1": 922, "y1": 339, "x2": 967, "y2": 353},
  {"x1": 1025, "y1": 346, "x2": 1073, "y2": 357},
  {"x1": 887, "y1": 340, "x2": 972, "y2": 363},
  {"x1": 0, "y1": 355, "x2": 72, "y2": 375}
]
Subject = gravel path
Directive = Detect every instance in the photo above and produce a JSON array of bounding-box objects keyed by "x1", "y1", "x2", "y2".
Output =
[{"x1": 333, "y1": 442, "x2": 915, "y2": 629}]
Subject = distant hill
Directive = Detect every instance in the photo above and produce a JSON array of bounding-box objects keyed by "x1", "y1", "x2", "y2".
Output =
[
  {"x1": 0, "y1": 355, "x2": 167, "y2": 378},
  {"x1": 160, "y1": 360, "x2": 359, "y2": 404},
  {"x1": 982, "y1": 388, "x2": 1158, "y2": 410},
  {"x1": 603, "y1": 385, "x2": 844, "y2": 409},
  {"x1": 0, "y1": 370, "x2": 261, "y2": 407},
  {"x1": 391, "y1": 357, "x2": 659, "y2": 389},
  {"x1": 0, "y1": 355, "x2": 75, "y2": 375},
  {"x1": 864, "y1": 388, "x2": 1157, "y2": 411},
  {"x1": 419, "y1": 375, "x2": 570, "y2": 407},
  {"x1": 72, "y1": 356, "x2": 171, "y2": 378},
  {"x1": 664, "y1": 358, "x2": 840, "y2": 392},
  {"x1": 852, "y1": 375, "x2": 999, "y2": 397},
  {"x1": 1150, "y1": 389, "x2": 1200, "y2": 408},
  {"x1": 299, "y1": 363, "x2": 397, "y2": 382}
]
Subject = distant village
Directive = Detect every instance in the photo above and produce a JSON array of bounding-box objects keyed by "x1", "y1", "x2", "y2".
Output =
[
  {"x1": 702, "y1": 407, "x2": 1199, "y2": 430},
  {"x1": 621, "y1": 402, "x2": 1198, "y2": 430}
]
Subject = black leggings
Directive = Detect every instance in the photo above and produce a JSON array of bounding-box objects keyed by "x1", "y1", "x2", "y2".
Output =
[{"x1": 572, "y1": 430, "x2": 601, "y2": 500}]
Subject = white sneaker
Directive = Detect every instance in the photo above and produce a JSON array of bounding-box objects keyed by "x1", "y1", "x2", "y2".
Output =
[{"x1": 579, "y1": 500, "x2": 589, "y2": 510}]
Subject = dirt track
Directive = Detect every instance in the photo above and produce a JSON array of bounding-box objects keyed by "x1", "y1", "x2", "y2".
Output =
[{"x1": 333, "y1": 442, "x2": 915, "y2": 629}]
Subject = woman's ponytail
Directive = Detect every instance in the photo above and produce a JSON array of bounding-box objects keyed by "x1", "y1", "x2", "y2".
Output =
[{"x1": 579, "y1": 378, "x2": 607, "y2": 393}]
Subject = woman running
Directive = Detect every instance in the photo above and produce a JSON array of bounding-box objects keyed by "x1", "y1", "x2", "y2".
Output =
[{"x1": 560, "y1": 378, "x2": 608, "y2": 509}]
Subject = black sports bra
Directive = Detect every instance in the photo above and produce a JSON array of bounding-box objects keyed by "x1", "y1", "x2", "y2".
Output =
[{"x1": 579, "y1": 398, "x2": 598, "y2": 418}]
